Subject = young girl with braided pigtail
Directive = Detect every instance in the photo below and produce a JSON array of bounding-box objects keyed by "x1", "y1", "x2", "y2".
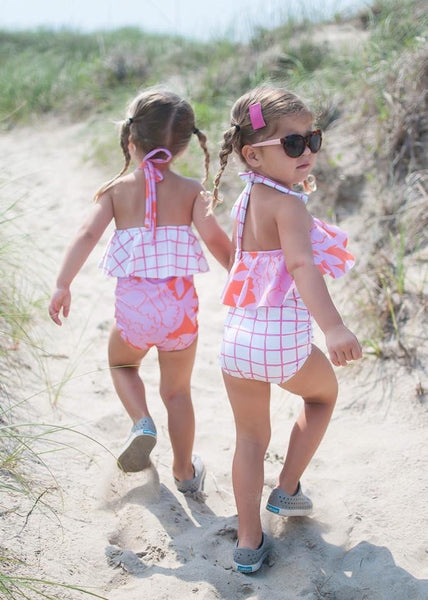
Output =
[
  {"x1": 212, "y1": 86, "x2": 362, "y2": 572},
  {"x1": 49, "y1": 88, "x2": 231, "y2": 493}
]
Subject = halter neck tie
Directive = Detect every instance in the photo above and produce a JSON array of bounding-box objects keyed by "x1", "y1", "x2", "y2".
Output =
[
  {"x1": 137, "y1": 148, "x2": 172, "y2": 238},
  {"x1": 239, "y1": 171, "x2": 308, "y2": 202}
]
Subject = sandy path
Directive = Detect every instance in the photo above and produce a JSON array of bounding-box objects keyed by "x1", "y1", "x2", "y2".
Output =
[{"x1": 2, "y1": 120, "x2": 427, "y2": 600}]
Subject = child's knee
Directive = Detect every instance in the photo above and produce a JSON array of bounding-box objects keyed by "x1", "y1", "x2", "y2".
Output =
[
  {"x1": 310, "y1": 359, "x2": 338, "y2": 405},
  {"x1": 159, "y1": 386, "x2": 191, "y2": 407},
  {"x1": 238, "y1": 423, "x2": 271, "y2": 450},
  {"x1": 304, "y1": 382, "x2": 337, "y2": 407},
  {"x1": 237, "y1": 433, "x2": 270, "y2": 459}
]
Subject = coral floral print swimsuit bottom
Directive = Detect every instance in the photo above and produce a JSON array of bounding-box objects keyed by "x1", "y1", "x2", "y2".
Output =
[
  {"x1": 99, "y1": 149, "x2": 209, "y2": 351},
  {"x1": 220, "y1": 172, "x2": 355, "y2": 383}
]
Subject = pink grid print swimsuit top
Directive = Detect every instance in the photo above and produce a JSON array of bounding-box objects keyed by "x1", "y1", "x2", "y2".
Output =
[
  {"x1": 221, "y1": 171, "x2": 355, "y2": 309},
  {"x1": 99, "y1": 148, "x2": 209, "y2": 278}
]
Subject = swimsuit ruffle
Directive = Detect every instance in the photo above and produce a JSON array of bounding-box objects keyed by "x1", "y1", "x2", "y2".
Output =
[
  {"x1": 222, "y1": 221, "x2": 354, "y2": 309},
  {"x1": 99, "y1": 225, "x2": 209, "y2": 278},
  {"x1": 221, "y1": 250, "x2": 293, "y2": 308},
  {"x1": 311, "y1": 217, "x2": 355, "y2": 278}
]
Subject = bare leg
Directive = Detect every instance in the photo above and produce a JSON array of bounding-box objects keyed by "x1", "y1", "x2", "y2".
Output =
[
  {"x1": 158, "y1": 339, "x2": 197, "y2": 482},
  {"x1": 108, "y1": 326, "x2": 150, "y2": 423},
  {"x1": 223, "y1": 372, "x2": 271, "y2": 550},
  {"x1": 278, "y1": 344, "x2": 337, "y2": 495}
]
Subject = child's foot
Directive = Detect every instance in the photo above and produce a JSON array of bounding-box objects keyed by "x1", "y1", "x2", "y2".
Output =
[
  {"x1": 233, "y1": 532, "x2": 272, "y2": 573},
  {"x1": 174, "y1": 454, "x2": 206, "y2": 494},
  {"x1": 117, "y1": 416, "x2": 157, "y2": 472},
  {"x1": 266, "y1": 482, "x2": 313, "y2": 516}
]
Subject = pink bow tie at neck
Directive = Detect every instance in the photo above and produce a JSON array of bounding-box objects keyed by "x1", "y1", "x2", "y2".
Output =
[{"x1": 138, "y1": 148, "x2": 172, "y2": 239}]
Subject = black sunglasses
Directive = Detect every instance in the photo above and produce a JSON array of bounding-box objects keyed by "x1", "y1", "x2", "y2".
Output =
[{"x1": 252, "y1": 129, "x2": 322, "y2": 158}]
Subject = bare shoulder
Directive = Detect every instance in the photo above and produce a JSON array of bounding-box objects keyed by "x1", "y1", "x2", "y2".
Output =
[
  {"x1": 253, "y1": 183, "x2": 301, "y2": 206},
  {"x1": 170, "y1": 172, "x2": 203, "y2": 196},
  {"x1": 252, "y1": 184, "x2": 312, "y2": 230},
  {"x1": 108, "y1": 172, "x2": 139, "y2": 198}
]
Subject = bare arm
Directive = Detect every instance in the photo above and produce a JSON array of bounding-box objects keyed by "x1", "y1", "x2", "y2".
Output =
[
  {"x1": 192, "y1": 189, "x2": 232, "y2": 271},
  {"x1": 49, "y1": 193, "x2": 114, "y2": 325},
  {"x1": 277, "y1": 197, "x2": 362, "y2": 366}
]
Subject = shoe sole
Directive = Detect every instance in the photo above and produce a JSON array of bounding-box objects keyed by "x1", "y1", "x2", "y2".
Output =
[
  {"x1": 266, "y1": 503, "x2": 312, "y2": 517},
  {"x1": 117, "y1": 433, "x2": 157, "y2": 472},
  {"x1": 199, "y1": 468, "x2": 207, "y2": 491}
]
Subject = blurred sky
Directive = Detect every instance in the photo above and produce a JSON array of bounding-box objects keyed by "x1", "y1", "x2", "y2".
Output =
[{"x1": 1, "y1": 0, "x2": 369, "y2": 40}]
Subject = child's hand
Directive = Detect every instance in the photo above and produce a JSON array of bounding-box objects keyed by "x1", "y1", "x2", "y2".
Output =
[
  {"x1": 48, "y1": 288, "x2": 71, "y2": 326},
  {"x1": 325, "y1": 324, "x2": 362, "y2": 367}
]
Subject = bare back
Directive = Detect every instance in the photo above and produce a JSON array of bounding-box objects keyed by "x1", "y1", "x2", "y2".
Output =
[
  {"x1": 240, "y1": 183, "x2": 312, "y2": 252},
  {"x1": 107, "y1": 167, "x2": 202, "y2": 230}
]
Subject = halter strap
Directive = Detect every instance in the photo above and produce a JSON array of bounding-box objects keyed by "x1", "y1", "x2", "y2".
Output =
[
  {"x1": 234, "y1": 171, "x2": 308, "y2": 255},
  {"x1": 239, "y1": 171, "x2": 308, "y2": 201},
  {"x1": 137, "y1": 148, "x2": 172, "y2": 239}
]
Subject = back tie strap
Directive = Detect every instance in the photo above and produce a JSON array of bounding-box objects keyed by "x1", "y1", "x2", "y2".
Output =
[{"x1": 138, "y1": 148, "x2": 172, "y2": 239}]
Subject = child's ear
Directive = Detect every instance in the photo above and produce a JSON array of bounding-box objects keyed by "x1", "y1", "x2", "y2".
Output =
[{"x1": 242, "y1": 144, "x2": 261, "y2": 167}]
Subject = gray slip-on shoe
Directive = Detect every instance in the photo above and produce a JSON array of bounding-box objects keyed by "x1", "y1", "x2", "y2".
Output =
[
  {"x1": 174, "y1": 454, "x2": 206, "y2": 494},
  {"x1": 233, "y1": 532, "x2": 272, "y2": 573},
  {"x1": 117, "y1": 416, "x2": 157, "y2": 472},
  {"x1": 266, "y1": 482, "x2": 313, "y2": 516}
]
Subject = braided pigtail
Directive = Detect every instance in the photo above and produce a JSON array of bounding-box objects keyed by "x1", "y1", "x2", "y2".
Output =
[
  {"x1": 93, "y1": 119, "x2": 132, "y2": 201},
  {"x1": 193, "y1": 127, "x2": 210, "y2": 185},
  {"x1": 210, "y1": 126, "x2": 238, "y2": 213}
]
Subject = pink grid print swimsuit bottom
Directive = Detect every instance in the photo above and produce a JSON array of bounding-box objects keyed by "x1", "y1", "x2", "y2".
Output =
[
  {"x1": 220, "y1": 171, "x2": 355, "y2": 383},
  {"x1": 99, "y1": 148, "x2": 209, "y2": 352}
]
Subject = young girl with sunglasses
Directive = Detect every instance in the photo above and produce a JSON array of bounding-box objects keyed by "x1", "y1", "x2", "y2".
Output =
[
  {"x1": 49, "y1": 88, "x2": 231, "y2": 493},
  {"x1": 212, "y1": 86, "x2": 362, "y2": 572}
]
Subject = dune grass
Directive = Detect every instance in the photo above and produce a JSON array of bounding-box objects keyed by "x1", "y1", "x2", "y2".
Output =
[
  {"x1": 0, "y1": 188, "x2": 113, "y2": 597},
  {"x1": 1, "y1": 0, "x2": 425, "y2": 127},
  {"x1": 0, "y1": 572, "x2": 108, "y2": 600},
  {"x1": 0, "y1": 399, "x2": 112, "y2": 599}
]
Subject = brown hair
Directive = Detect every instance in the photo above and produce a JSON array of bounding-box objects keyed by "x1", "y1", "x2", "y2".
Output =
[
  {"x1": 94, "y1": 88, "x2": 210, "y2": 201},
  {"x1": 211, "y1": 86, "x2": 314, "y2": 210}
]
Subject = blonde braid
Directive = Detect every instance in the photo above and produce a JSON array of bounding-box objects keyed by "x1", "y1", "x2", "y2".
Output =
[
  {"x1": 210, "y1": 127, "x2": 236, "y2": 212},
  {"x1": 193, "y1": 128, "x2": 210, "y2": 185}
]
